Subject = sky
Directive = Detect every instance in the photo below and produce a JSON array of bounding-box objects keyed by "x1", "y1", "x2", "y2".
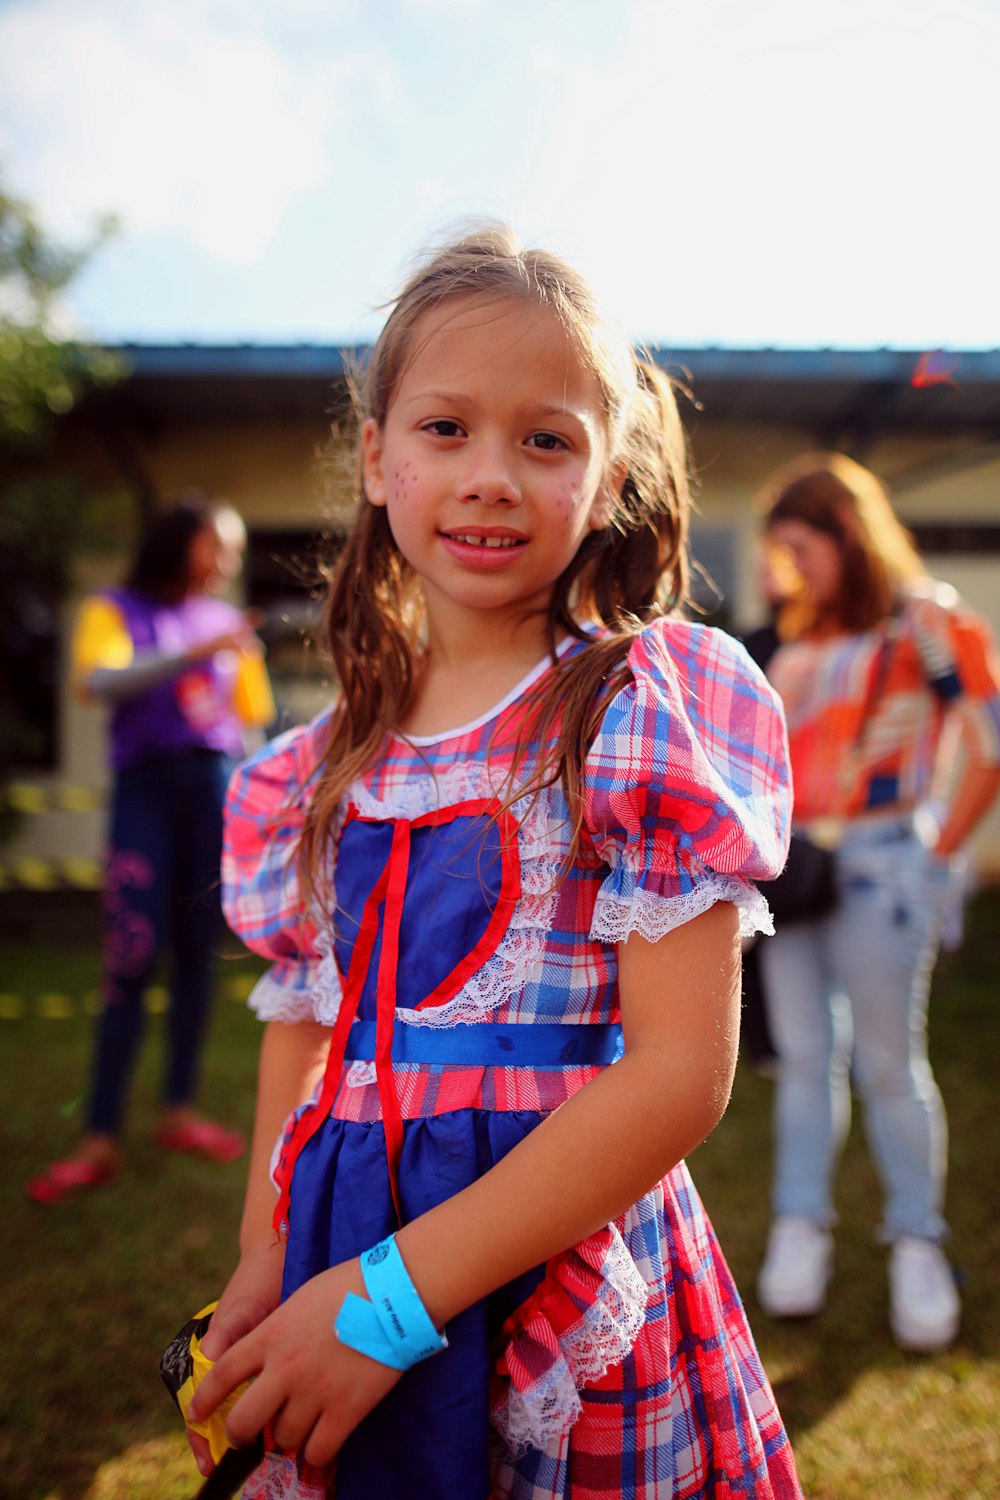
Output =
[{"x1": 1, "y1": 0, "x2": 998, "y2": 351}]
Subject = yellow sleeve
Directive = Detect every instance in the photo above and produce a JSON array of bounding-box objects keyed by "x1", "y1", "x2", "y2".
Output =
[
  {"x1": 232, "y1": 648, "x2": 276, "y2": 729},
  {"x1": 71, "y1": 597, "x2": 134, "y2": 693}
]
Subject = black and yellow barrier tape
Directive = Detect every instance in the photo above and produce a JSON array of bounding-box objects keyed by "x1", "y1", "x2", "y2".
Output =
[
  {"x1": 0, "y1": 974, "x2": 258, "y2": 1021},
  {"x1": 2, "y1": 782, "x2": 105, "y2": 814},
  {"x1": 0, "y1": 856, "x2": 104, "y2": 890}
]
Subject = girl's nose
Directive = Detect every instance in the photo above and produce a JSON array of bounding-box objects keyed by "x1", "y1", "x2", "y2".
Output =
[{"x1": 457, "y1": 440, "x2": 521, "y2": 506}]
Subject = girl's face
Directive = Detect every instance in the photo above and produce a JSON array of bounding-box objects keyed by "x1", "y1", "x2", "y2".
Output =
[
  {"x1": 362, "y1": 297, "x2": 615, "y2": 641},
  {"x1": 767, "y1": 518, "x2": 844, "y2": 612},
  {"x1": 187, "y1": 512, "x2": 246, "y2": 593}
]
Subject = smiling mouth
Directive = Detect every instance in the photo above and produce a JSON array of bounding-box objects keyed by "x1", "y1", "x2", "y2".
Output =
[{"x1": 445, "y1": 532, "x2": 525, "y2": 549}]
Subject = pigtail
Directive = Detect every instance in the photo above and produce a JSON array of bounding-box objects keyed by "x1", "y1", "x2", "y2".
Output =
[
  {"x1": 297, "y1": 502, "x2": 423, "y2": 910},
  {"x1": 502, "y1": 358, "x2": 695, "y2": 874}
]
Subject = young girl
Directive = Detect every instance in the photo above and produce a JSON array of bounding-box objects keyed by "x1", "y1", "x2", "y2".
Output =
[
  {"x1": 753, "y1": 453, "x2": 1000, "y2": 1350},
  {"x1": 188, "y1": 226, "x2": 800, "y2": 1499},
  {"x1": 27, "y1": 497, "x2": 273, "y2": 1203}
]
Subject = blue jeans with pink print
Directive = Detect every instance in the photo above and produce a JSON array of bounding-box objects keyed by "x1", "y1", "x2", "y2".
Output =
[{"x1": 88, "y1": 749, "x2": 235, "y2": 1135}]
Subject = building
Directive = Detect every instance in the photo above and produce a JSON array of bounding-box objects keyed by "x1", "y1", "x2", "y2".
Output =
[{"x1": 5, "y1": 341, "x2": 1000, "y2": 882}]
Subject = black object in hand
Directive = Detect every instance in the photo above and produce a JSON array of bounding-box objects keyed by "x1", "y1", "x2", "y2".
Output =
[{"x1": 160, "y1": 1307, "x2": 264, "y2": 1500}]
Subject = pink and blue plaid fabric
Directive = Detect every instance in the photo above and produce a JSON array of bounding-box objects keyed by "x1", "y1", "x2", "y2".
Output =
[
  {"x1": 223, "y1": 619, "x2": 799, "y2": 1498},
  {"x1": 224, "y1": 620, "x2": 790, "y2": 1048},
  {"x1": 490, "y1": 1174, "x2": 799, "y2": 1500}
]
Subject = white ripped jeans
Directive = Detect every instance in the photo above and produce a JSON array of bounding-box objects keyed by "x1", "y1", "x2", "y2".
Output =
[{"x1": 760, "y1": 815, "x2": 952, "y2": 1243}]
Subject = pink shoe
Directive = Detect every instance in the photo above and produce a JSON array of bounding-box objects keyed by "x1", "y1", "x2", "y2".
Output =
[
  {"x1": 26, "y1": 1157, "x2": 117, "y2": 1205},
  {"x1": 153, "y1": 1118, "x2": 246, "y2": 1164}
]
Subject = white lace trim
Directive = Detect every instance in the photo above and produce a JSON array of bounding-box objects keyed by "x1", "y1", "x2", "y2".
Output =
[
  {"x1": 245, "y1": 931, "x2": 347, "y2": 1028},
  {"x1": 311, "y1": 927, "x2": 344, "y2": 1026},
  {"x1": 591, "y1": 873, "x2": 774, "y2": 945},
  {"x1": 242, "y1": 1447, "x2": 328, "y2": 1499},
  {"x1": 246, "y1": 969, "x2": 319, "y2": 1024},
  {"x1": 492, "y1": 1225, "x2": 650, "y2": 1456},
  {"x1": 249, "y1": 766, "x2": 775, "y2": 1029},
  {"x1": 342, "y1": 764, "x2": 562, "y2": 1029}
]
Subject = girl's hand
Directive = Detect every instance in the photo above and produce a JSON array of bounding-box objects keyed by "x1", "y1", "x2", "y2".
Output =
[
  {"x1": 201, "y1": 1242, "x2": 286, "y2": 1361},
  {"x1": 186, "y1": 1243, "x2": 285, "y2": 1476},
  {"x1": 189, "y1": 622, "x2": 260, "y2": 663},
  {"x1": 188, "y1": 1259, "x2": 404, "y2": 1469}
]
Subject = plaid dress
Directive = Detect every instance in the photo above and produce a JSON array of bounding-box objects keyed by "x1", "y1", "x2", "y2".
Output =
[{"x1": 222, "y1": 619, "x2": 799, "y2": 1500}]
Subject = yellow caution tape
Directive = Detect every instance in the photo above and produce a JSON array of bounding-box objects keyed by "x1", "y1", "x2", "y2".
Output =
[
  {"x1": 60, "y1": 857, "x2": 103, "y2": 889},
  {"x1": 6, "y1": 783, "x2": 49, "y2": 814},
  {"x1": 222, "y1": 974, "x2": 256, "y2": 1002},
  {"x1": 0, "y1": 981, "x2": 260, "y2": 1019},
  {"x1": 1, "y1": 857, "x2": 103, "y2": 888},
  {"x1": 55, "y1": 785, "x2": 105, "y2": 811},
  {"x1": 145, "y1": 985, "x2": 169, "y2": 1015},
  {"x1": 37, "y1": 992, "x2": 75, "y2": 1020},
  {"x1": 3, "y1": 781, "x2": 105, "y2": 813},
  {"x1": 10, "y1": 857, "x2": 60, "y2": 890}
]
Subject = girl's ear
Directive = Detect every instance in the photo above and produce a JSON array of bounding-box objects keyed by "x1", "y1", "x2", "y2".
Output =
[
  {"x1": 588, "y1": 459, "x2": 627, "y2": 532},
  {"x1": 361, "y1": 419, "x2": 388, "y2": 507}
]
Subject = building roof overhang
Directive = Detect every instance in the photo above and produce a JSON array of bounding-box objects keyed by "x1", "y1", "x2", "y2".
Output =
[{"x1": 74, "y1": 341, "x2": 1000, "y2": 454}]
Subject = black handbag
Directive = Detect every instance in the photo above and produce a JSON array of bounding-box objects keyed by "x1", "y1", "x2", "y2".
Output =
[{"x1": 762, "y1": 831, "x2": 837, "y2": 924}]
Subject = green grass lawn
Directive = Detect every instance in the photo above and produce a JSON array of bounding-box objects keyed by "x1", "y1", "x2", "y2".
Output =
[{"x1": 1, "y1": 896, "x2": 998, "y2": 1499}]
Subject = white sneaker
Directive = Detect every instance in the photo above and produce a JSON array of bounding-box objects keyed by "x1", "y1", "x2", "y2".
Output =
[
  {"x1": 757, "y1": 1217, "x2": 833, "y2": 1317},
  {"x1": 889, "y1": 1237, "x2": 960, "y2": 1352}
]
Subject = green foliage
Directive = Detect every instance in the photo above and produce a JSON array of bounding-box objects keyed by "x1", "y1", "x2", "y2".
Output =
[
  {"x1": 0, "y1": 181, "x2": 124, "y2": 782},
  {"x1": 0, "y1": 186, "x2": 120, "y2": 447}
]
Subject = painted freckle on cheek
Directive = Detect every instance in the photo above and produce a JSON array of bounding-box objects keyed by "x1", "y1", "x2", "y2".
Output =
[
  {"x1": 392, "y1": 465, "x2": 414, "y2": 500},
  {"x1": 555, "y1": 483, "x2": 582, "y2": 517}
]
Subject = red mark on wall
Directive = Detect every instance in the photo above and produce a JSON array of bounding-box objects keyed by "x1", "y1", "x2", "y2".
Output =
[{"x1": 911, "y1": 351, "x2": 960, "y2": 389}]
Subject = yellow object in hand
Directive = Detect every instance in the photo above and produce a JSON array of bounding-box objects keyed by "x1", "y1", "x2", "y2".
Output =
[{"x1": 174, "y1": 1302, "x2": 254, "y2": 1467}]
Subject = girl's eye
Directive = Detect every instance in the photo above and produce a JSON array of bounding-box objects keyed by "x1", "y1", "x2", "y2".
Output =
[
  {"x1": 422, "y1": 419, "x2": 464, "y2": 438},
  {"x1": 526, "y1": 431, "x2": 569, "y2": 452}
]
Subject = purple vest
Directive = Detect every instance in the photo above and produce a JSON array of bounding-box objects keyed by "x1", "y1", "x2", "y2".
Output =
[{"x1": 106, "y1": 589, "x2": 248, "y2": 771}]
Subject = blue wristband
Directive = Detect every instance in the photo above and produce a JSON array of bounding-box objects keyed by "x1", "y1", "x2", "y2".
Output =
[
  {"x1": 334, "y1": 1235, "x2": 447, "y2": 1371},
  {"x1": 334, "y1": 1293, "x2": 409, "y2": 1370}
]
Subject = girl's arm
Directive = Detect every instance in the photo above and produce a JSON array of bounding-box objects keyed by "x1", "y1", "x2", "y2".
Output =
[
  {"x1": 186, "y1": 1018, "x2": 331, "y2": 1476},
  {"x1": 921, "y1": 603, "x2": 1000, "y2": 856},
  {"x1": 189, "y1": 900, "x2": 741, "y2": 1465},
  {"x1": 201, "y1": 1018, "x2": 332, "y2": 1358},
  {"x1": 399, "y1": 897, "x2": 741, "y2": 1323},
  {"x1": 931, "y1": 760, "x2": 1000, "y2": 857},
  {"x1": 85, "y1": 626, "x2": 259, "y2": 703},
  {"x1": 71, "y1": 593, "x2": 262, "y2": 706}
]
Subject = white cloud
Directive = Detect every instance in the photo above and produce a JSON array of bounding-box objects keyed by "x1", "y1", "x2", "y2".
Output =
[
  {"x1": 473, "y1": 0, "x2": 1000, "y2": 344},
  {"x1": 2, "y1": 0, "x2": 996, "y2": 345},
  {"x1": 0, "y1": 0, "x2": 393, "y2": 263}
]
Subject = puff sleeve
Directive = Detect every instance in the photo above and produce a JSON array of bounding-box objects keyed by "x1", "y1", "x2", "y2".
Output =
[
  {"x1": 584, "y1": 618, "x2": 791, "y2": 943},
  {"x1": 222, "y1": 711, "x2": 342, "y2": 1024}
]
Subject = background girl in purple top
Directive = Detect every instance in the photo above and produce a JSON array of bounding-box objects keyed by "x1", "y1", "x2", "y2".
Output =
[{"x1": 27, "y1": 494, "x2": 275, "y2": 1205}]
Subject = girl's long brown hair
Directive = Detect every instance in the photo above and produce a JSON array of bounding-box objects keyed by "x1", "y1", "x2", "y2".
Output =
[
  {"x1": 299, "y1": 224, "x2": 695, "y2": 901},
  {"x1": 757, "y1": 451, "x2": 925, "y2": 636}
]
